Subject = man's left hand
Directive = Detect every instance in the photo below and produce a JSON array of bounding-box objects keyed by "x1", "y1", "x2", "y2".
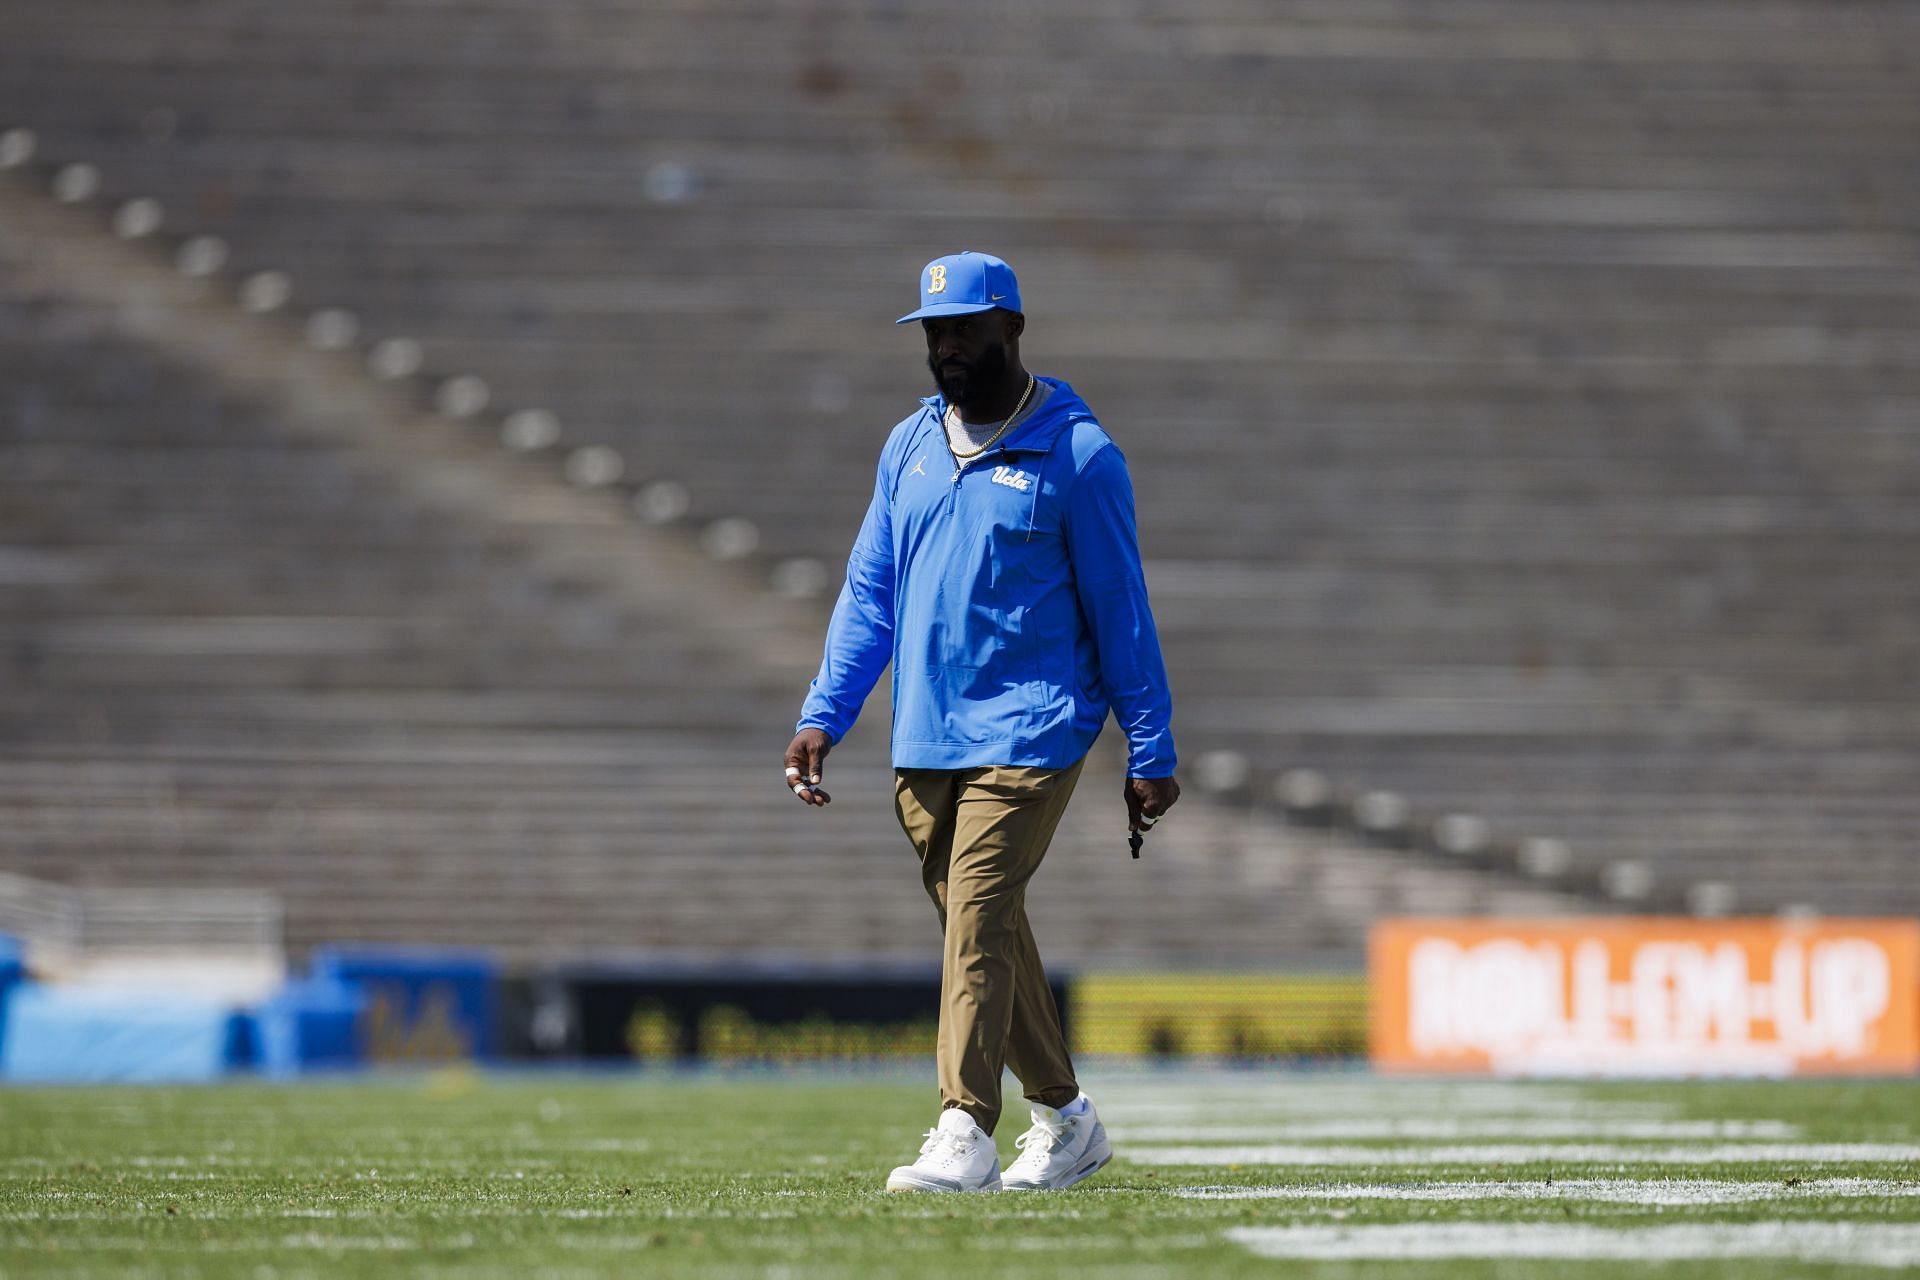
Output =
[{"x1": 1125, "y1": 775, "x2": 1180, "y2": 832}]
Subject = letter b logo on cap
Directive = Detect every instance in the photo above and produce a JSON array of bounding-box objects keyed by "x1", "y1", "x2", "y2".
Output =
[{"x1": 897, "y1": 251, "x2": 1021, "y2": 324}]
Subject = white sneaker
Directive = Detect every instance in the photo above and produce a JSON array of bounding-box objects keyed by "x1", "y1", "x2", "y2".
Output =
[
  {"x1": 1000, "y1": 1094, "x2": 1113, "y2": 1191},
  {"x1": 885, "y1": 1108, "x2": 1003, "y2": 1192}
]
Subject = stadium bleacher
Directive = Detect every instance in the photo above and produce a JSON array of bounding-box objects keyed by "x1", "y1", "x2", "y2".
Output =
[
  {"x1": 0, "y1": 0, "x2": 1914, "y2": 967},
  {"x1": 0, "y1": 238, "x2": 1565, "y2": 967}
]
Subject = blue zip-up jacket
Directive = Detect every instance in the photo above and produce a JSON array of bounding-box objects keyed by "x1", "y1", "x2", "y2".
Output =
[{"x1": 797, "y1": 377, "x2": 1177, "y2": 777}]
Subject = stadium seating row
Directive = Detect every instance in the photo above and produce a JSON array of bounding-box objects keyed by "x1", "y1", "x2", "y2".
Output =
[{"x1": 0, "y1": 240, "x2": 1583, "y2": 964}]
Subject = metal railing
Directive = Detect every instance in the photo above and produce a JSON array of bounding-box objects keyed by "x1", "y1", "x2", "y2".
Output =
[{"x1": 0, "y1": 871, "x2": 282, "y2": 964}]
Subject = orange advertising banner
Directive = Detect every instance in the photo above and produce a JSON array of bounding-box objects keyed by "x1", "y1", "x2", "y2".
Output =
[{"x1": 1371, "y1": 918, "x2": 1920, "y2": 1077}]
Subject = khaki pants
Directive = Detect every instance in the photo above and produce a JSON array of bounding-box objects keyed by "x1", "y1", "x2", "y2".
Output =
[{"x1": 893, "y1": 760, "x2": 1084, "y2": 1135}]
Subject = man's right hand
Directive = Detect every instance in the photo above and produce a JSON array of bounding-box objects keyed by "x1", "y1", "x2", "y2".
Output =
[{"x1": 783, "y1": 729, "x2": 834, "y2": 807}]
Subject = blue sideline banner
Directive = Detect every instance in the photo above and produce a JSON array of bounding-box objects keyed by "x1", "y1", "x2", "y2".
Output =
[{"x1": 311, "y1": 945, "x2": 500, "y2": 1063}]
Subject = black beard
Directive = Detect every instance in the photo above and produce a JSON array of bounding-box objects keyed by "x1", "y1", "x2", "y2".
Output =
[{"x1": 928, "y1": 342, "x2": 1008, "y2": 416}]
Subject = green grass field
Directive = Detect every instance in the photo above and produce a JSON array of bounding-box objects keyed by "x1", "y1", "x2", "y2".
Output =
[{"x1": 3, "y1": 1071, "x2": 1916, "y2": 1278}]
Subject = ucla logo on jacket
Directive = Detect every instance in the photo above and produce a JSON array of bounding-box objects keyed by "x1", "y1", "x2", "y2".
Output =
[{"x1": 991, "y1": 465, "x2": 1031, "y2": 492}]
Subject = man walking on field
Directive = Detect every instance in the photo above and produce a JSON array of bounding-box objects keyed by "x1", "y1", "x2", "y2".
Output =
[{"x1": 783, "y1": 251, "x2": 1180, "y2": 1193}]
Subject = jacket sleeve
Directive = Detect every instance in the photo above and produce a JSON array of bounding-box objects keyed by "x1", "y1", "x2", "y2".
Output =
[
  {"x1": 795, "y1": 453, "x2": 896, "y2": 742},
  {"x1": 1065, "y1": 442, "x2": 1178, "y2": 778}
]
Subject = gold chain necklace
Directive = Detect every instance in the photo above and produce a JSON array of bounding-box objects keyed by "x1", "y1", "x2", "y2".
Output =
[{"x1": 946, "y1": 373, "x2": 1036, "y2": 464}]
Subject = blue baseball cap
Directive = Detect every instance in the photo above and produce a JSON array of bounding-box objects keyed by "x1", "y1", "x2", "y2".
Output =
[{"x1": 896, "y1": 251, "x2": 1023, "y2": 324}]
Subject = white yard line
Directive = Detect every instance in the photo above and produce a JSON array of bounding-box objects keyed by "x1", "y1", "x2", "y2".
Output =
[
  {"x1": 1113, "y1": 1120, "x2": 1797, "y2": 1141},
  {"x1": 1104, "y1": 1104, "x2": 1677, "y2": 1125},
  {"x1": 1128, "y1": 1142, "x2": 1920, "y2": 1167},
  {"x1": 1178, "y1": 1177, "x2": 1920, "y2": 1204},
  {"x1": 0, "y1": 1236, "x2": 426, "y2": 1254},
  {"x1": 1227, "y1": 1222, "x2": 1920, "y2": 1266},
  {"x1": 1091, "y1": 1082, "x2": 1656, "y2": 1118}
]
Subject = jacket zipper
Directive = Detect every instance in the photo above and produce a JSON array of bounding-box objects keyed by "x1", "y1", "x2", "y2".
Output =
[
  {"x1": 946, "y1": 436, "x2": 962, "y2": 514},
  {"x1": 931, "y1": 408, "x2": 1049, "y2": 515}
]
